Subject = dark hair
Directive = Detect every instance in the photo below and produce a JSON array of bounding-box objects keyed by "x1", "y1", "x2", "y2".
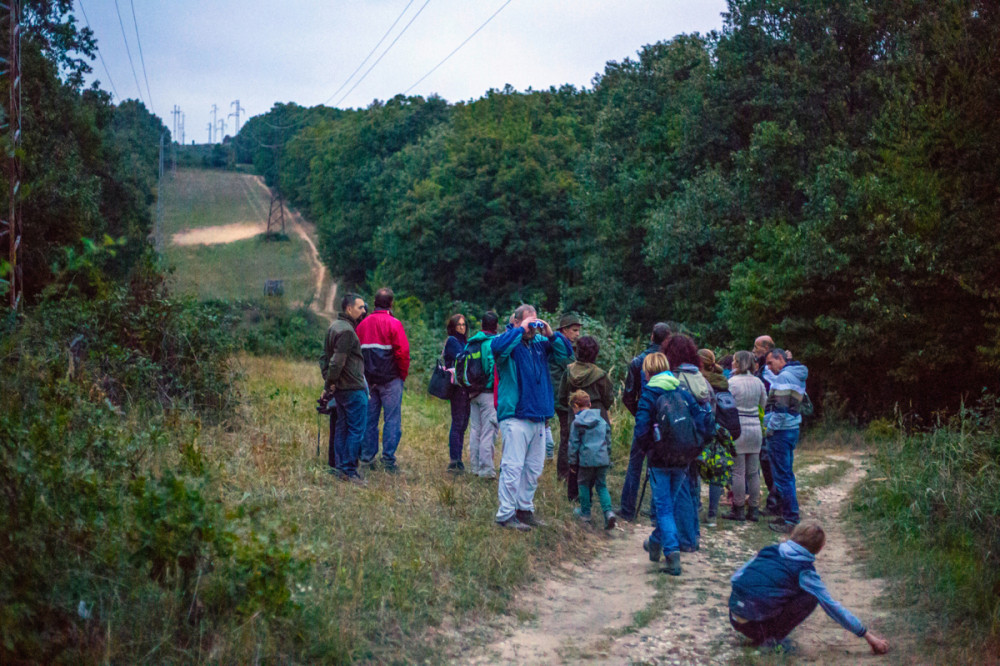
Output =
[
  {"x1": 374, "y1": 287, "x2": 394, "y2": 309},
  {"x1": 575, "y1": 336, "x2": 599, "y2": 363},
  {"x1": 340, "y1": 292, "x2": 362, "y2": 313},
  {"x1": 768, "y1": 348, "x2": 787, "y2": 361},
  {"x1": 446, "y1": 313, "x2": 467, "y2": 338},
  {"x1": 651, "y1": 322, "x2": 672, "y2": 345},
  {"x1": 482, "y1": 310, "x2": 499, "y2": 332},
  {"x1": 661, "y1": 335, "x2": 700, "y2": 371},
  {"x1": 720, "y1": 354, "x2": 734, "y2": 370}
]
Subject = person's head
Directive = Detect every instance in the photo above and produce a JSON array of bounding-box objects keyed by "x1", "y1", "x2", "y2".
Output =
[
  {"x1": 373, "y1": 287, "x2": 394, "y2": 310},
  {"x1": 732, "y1": 350, "x2": 756, "y2": 375},
  {"x1": 720, "y1": 354, "x2": 734, "y2": 371},
  {"x1": 642, "y1": 351, "x2": 670, "y2": 380},
  {"x1": 576, "y1": 336, "x2": 599, "y2": 364},
  {"x1": 753, "y1": 335, "x2": 775, "y2": 358},
  {"x1": 341, "y1": 292, "x2": 366, "y2": 322},
  {"x1": 558, "y1": 314, "x2": 583, "y2": 342},
  {"x1": 514, "y1": 304, "x2": 539, "y2": 340},
  {"x1": 662, "y1": 335, "x2": 700, "y2": 371},
  {"x1": 698, "y1": 348, "x2": 719, "y2": 373},
  {"x1": 447, "y1": 313, "x2": 468, "y2": 339},
  {"x1": 569, "y1": 389, "x2": 591, "y2": 414},
  {"x1": 790, "y1": 521, "x2": 826, "y2": 554},
  {"x1": 766, "y1": 348, "x2": 788, "y2": 375},
  {"x1": 482, "y1": 310, "x2": 499, "y2": 333},
  {"x1": 651, "y1": 322, "x2": 672, "y2": 345}
]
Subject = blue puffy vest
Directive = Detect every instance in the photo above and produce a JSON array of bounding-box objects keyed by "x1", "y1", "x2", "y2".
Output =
[{"x1": 729, "y1": 544, "x2": 816, "y2": 621}]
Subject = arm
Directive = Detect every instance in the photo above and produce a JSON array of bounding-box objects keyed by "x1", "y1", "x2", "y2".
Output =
[
  {"x1": 394, "y1": 321, "x2": 411, "y2": 381},
  {"x1": 490, "y1": 327, "x2": 525, "y2": 363},
  {"x1": 558, "y1": 370, "x2": 570, "y2": 410},
  {"x1": 599, "y1": 374, "x2": 615, "y2": 412},
  {"x1": 443, "y1": 336, "x2": 463, "y2": 368},
  {"x1": 622, "y1": 361, "x2": 640, "y2": 416},
  {"x1": 323, "y1": 329, "x2": 349, "y2": 390},
  {"x1": 633, "y1": 388, "x2": 655, "y2": 452},
  {"x1": 799, "y1": 570, "x2": 890, "y2": 653},
  {"x1": 546, "y1": 330, "x2": 574, "y2": 365}
]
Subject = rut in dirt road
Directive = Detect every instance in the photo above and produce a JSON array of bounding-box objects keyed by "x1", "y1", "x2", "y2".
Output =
[{"x1": 458, "y1": 452, "x2": 901, "y2": 665}]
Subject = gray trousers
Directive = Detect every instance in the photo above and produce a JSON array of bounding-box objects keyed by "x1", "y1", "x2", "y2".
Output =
[
  {"x1": 732, "y1": 452, "x2": 761, "y2": 508},
  {"x1": 468, "y1": 392, "x2": 498, "y2": 477},
  {"x1": 495, "y1": 418, "x2": 546, "y2": 521}
]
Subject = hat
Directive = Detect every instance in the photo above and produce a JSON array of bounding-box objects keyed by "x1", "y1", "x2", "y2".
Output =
[{"x1": 558, "y1": 313, "x2": 582, "y2": 330}]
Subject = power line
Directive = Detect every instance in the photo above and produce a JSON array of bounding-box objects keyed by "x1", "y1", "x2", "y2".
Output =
[
  {"x1": 78, "y1": 0, "x2": 120, "y2": 99},
  {"x1": 335, "y1": 0, "x2": 432, "y2": 108},
  {"x1": 405, "y1": 0, "x2": 515, "y2": 95},
  {"x1": 112, "y1": 0, "x2": 145, "y2": 103},
  {"x1": 322, "y1": 0, "x2": 417, "y2": 105},
  {"x1": 129, "y1": 0, "x2": 154, "y2": 111}
]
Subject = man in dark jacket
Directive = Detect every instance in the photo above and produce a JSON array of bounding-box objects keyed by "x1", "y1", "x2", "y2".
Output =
[
  {"x1": 320, "y1": 293, "x2": 369, "y2": 485},
  {"x1": 355, "y1": 287, "x2": 410, "y2": 473},
  {"x1": 617, "y1": 322, "x2": 672, "y2": 522}
]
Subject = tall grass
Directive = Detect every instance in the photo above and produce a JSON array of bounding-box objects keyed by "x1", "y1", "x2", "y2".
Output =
[{"x1": 852, "y1": 398, "x2": 1000, "y2": 659}]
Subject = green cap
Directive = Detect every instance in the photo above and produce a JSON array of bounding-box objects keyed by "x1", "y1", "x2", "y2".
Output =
[{"x1": 558, "y1": 313, "x2": 582, "y2": 330}]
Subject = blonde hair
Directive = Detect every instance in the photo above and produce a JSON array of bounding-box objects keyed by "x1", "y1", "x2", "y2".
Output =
[
  {"x1": 569, "y1": 390, "x2": 591, "y2": 409},
  {"x1": 790, "y1": 521, "x2": 826, "y2": 554},
  {"x1": 732, "y1": 350, "x2": 756, "y2": 375},
  {"x1": 642, "y1": 352, "x2": 669, "y2": 379}
]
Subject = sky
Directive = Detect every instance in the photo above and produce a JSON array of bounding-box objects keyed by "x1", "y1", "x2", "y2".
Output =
[{"x1": 75, "y1": 1, "x2": 728, "y2": 143}]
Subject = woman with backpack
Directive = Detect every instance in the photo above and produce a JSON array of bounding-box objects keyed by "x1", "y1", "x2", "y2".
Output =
[
  {"x1": 634, "y1": 352, "x2": 715, "y2": 575},
  {"x1": 444, "y1": 314, "x2": 471, "y2": 472},
  {"x1": 723, "y1": 350, "x2": 768, "y2": 521},
  {"x1": 662, "y1": 335, "x2": 714, "y2": 551}
]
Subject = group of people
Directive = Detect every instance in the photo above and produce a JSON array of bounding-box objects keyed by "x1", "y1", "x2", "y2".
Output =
[{"x1": 319, "y1": 293, "x2": 889, "y2": 654}]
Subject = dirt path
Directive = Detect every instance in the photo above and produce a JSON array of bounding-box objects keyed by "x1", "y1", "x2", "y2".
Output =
[{"x1": 458, "y1": 452, "x2": 900, "y2": 665}]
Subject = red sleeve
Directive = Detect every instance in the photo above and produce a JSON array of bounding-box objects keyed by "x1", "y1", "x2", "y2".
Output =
[{"x1": 394, "y1": 319, "x2": 411, "y2": 380}]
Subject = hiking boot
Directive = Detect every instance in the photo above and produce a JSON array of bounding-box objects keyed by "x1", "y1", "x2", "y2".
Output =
[
  {"x1": 383, "y1": 463, "x2": 400, "y2": 475},
  {"x1": 457, "y1": 461, "x2": 466, "y2": 472},
  {"x1": 643, "y1": 538, "x2": 662, "y2": 562},
  {"x1": 495, "y1": 516, "x2": 531, "y2": 531},
  {"x1": 769, "y1": 520, "x2": 795, "y2": 534},
  {"x1": 722, "y1": 505, "x2": 746, "y2": 522},
  {"x1": 746, "y1": 506, "x2": 760, "y2": 522},
  {"x1": 516, "y1": 510, "x2": 546, "y2": 527},
  {"x1": 360, "y1": 458, "x2": 378, "y2": 472},
  {"x1": 613, "y1": 506, "x2": 636, "y2": 523},
  {"x1": 345, "y1": 475, "x2": 368, "y2": 487},
  {"x1": 663, "y1": 551, "x2": 682, "y2": 576},
  {"x1": 447, "y1": 461, "x2": 461, "y2": 473},
  {"x1": 604, "y1": 510, "x2": 617, "y2": 530},
  {"x1": 327, "y1": 468, "x2": 346, "y2": 480},
  {"x1": 573, "y1": 507, "x2": 592, "y2": 523}
]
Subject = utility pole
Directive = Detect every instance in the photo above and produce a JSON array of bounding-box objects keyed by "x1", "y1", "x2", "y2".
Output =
[
  {"x1": 156, "y1": 129, "x2": 167, "y2": 253},
  {"x1": 180, "y1": 112, "x2": 185, "y2": 145},
  {"x1": 1, "y1": 0, "x2": 23, "y2": 308},
  {"x1": 206, "y1": 122, "x2": 212, "y2": 144},
  {"x1": 229, "y1": 99, "x2": 245, "y2": 135},
  {"x1": 171, "y1": 104, "x2": 180, "y2": 141},
  {"x1": 210, "y1": 103, "x2": 218, "y2": 143}
]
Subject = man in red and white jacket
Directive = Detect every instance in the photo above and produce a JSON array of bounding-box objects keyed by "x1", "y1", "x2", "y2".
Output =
[{"x1": 355, "y1": 287, "x2": 410, "y2": 473}]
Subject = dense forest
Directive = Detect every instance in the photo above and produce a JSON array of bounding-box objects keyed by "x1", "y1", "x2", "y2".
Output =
[{"x1": 239, "y1": 0, "x2": 1000, "y2": 417}]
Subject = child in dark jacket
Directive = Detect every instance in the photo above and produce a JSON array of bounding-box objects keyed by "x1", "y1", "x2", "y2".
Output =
[
  {"x1": 729, "y1": 522, "x2": 890, "y2": 654},
  {"x1": 568, "y1": 390, "x2": 616, "y2": 530}
]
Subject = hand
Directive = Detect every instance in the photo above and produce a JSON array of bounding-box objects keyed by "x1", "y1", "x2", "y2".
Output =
[
  {"x1": 538, "y1": 320, "x2": 554, "y2": 337},
  {"x1": 865, "y1": 631, "x2": 889, "y2": 655},
  {"x1": 520, "y1": 315, "x2": 538, "y2": 332}
]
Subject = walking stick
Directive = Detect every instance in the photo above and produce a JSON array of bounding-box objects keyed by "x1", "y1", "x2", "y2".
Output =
[{"x1": 637, "y1": 466, "x2": 649, "y2": 517}]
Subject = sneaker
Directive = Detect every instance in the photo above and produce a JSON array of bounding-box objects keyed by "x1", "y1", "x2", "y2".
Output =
[
  {"x1": 573, "y1": 507, "x2": 592, "y2": 523},
  {"x1": 495, "y1": 516, "x2": 531, "y2": 531},
  {"x1": 769, "y1": 520, "x2": 795, "y2": 534},
  {"x1": 604, "y1": 510, "x2": 617, "y2": 530},
  {"x1": 516, "y1": 509, "x2": 546, "y2": 527},
  {"x1": 706, "y1": 514, "x2": 718, "y2": 527},
  {"x1": 662, "y1": 551, "x2": 682, "y2": 576},
  {"x1": 643, "y1": 538, "x2": 662, "y2": 562}
]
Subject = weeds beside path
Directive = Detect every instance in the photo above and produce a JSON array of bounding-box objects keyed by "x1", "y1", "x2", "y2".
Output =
[{"x1": 456, "y1": 449, "x2": 911, "y2": 665}]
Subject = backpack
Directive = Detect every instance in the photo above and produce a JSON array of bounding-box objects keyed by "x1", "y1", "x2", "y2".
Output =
[
  {"x1": 698, "y1": 426, "x2": 736, "y2": 483},
  {"x1": 454, "y1": 339, "x2": 489, "y2": 391},
  {"x1": 651, "y1": 389, "x2": 714, "y2": 467},
  {"x1": 714, "y1": 390, "x2": 742, "y2": 440}
]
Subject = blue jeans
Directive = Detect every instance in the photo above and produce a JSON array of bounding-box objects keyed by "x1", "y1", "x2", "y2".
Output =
[
  {"x1": 334, "y1": 389, "x2": 369, "y2": 478},
  {"x1": 449, "y1": 387, "x2": 471, "y2": 462},
  {"x1": 647, "y1": 467, "x2": 685, "y2": 555},
  {"x1": 768, "y1": 428, "x2": 800, "y2": 524},
  {"x1": 672, "y1": 463, "x2": 701, "y2": 549},
  {"x1": 362, "y1": 378, "x2": 403, "y2": 465},
  {"x1": 618, "y1": 433, "x2": 645, "y2": 520}
]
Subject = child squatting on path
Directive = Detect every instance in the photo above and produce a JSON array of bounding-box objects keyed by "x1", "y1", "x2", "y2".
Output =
[
  {"x1": 568, "y1": 390, "x2": 617, "y2": 530},
  {"x1": 728, "y1": 522, "x2": 890, "y2": 654}
]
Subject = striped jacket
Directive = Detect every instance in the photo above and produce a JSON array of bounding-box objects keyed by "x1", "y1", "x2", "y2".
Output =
[
  {"x1": 355, "y1": 309, "x2": 410, "y2": 385},
  {"x1": 765, "y1": 361, "x2": 808, "y2": 431}
]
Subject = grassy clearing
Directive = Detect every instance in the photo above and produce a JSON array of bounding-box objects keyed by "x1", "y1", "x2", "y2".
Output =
[
  {"x1": 851, "y1": 406, "x2": 1000, "y2": 662},
  {"x1": 200, "y1": 354, "x2": 600, "y2": 662},
  {"x1": 161, "y1": 168, "x2": 268, "y2": 232}
]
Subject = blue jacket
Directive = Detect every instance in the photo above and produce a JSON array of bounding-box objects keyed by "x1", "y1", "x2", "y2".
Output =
[
  {"x1": 765, "y1": 361, "x2": 808, "y2": 431},
  {"x1": 634, "y1": 371, "x2": 715, "y2": 468},
  {"x1": 568, "y1": 408, "x2": 611, "y2": 467},
  {"x1": 731, "y1": 541, "x2": 867, "y2": 636},
  {"x1": 490, "y1": 327, "x2": 573, "y2": 422}
]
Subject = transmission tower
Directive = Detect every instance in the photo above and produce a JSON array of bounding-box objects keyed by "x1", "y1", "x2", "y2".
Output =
[
  {"x1": 1, "y1": 0, "x2": 22, "y2": 308},
  {"x1": 217, "y1": 117, "x2": 226, "y2": 140},
  {"x1": 206, "y1": 122, "x2": 212, "y2": 143},
  {"x1": 180, "y1": 112, "x2": 185, "y2": 145},
  {"x1": 171, "y1": 104, "x2": 180, "y2": 141},
  {"x1": 266, "y1": 188, "x2": 286, "y2": 235},
  {"x1": 229, "y1": 99, "x2": 245, "y2": 135},
  {"x1": 210, "y1": 103, "x2": 218, "y2": 142}
]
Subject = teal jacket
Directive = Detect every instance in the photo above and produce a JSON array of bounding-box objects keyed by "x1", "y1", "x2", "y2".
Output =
[
  {"x1": 491, "y1": 328, "x2": 574, "y2": 422},
  {"x1": 466, "y1": 330, "x2": 497, "y2": 389}
]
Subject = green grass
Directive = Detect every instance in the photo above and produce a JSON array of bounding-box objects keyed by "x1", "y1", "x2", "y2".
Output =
[{"x1": 161, "y1": 168, "x2": 268, "y2": 232}]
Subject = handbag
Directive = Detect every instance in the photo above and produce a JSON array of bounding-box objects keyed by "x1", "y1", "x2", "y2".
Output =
[{"x1": 427, "y1": 345, "x2": 455, "y2": 400}]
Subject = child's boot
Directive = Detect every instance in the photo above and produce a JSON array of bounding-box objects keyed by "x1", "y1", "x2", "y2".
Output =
[
  {"x1": 573, "y1": 507, "x2": 591, "y2": 523},
  {"x1": 604, "y1": 510, "x2": 617, "y2": 530},
  {"x1": 722, "y1": 505, "x2": 745, "y2": 522},
  {"x1": 663, "y1": 551, "x2": 682, "y2": 576}
]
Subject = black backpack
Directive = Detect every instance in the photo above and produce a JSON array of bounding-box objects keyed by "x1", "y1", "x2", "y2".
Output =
[
  {"x1": 651, "y1": 389, "x2": 707, "y2": 467},
  {"x1": 454, "y1": 340, "x2": 488, "y2": 391},
  {"x1": 714, "y1": 390, "x2": 742, "y2": 440}
]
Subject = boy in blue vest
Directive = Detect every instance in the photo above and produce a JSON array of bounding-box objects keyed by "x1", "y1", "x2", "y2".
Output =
[{"x1": 729, "y1": 522, "x2": 890, "y2": 654}]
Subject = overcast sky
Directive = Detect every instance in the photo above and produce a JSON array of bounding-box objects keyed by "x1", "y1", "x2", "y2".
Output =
[{"x1": 76, "y1": 1, "x2": 728, "y2": 143}]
